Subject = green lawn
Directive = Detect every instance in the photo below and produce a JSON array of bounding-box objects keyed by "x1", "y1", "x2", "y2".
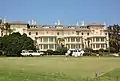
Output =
[{"x1": 0, "y1": 56, "x2": 120, "y2": 81}]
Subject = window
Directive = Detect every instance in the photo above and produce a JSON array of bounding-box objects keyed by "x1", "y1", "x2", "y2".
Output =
[
  {"x1": 79, "y1": 44, "x2": 81, "y2": 49},
  {"x1": 36, "y1": 32, "x2": 38, "y2": 35},
  {"x1": 71, "y1": 37, "x2": 75, "y2": 42},
  {"x1": 40, "y1": 45, "x2": 42, "y2": 49},
  {"x1": 81, "y1": 33, "x2": 83, "y2": 35},
  {"x1": 72, "y1": 32, "x2": 74, "y2": 34},
  {"x1": 93, "y1": 44, "x2": 95, "y2": 48},
  {"x1": 87, "y1": 33, "x2": 89, "y2": 35},
  {"x1": 43, "y1": 37, "x2": 48, "y2": 42},
  {"x1": 29, "y1": 32, "x2": 31, "y2": 35},
  {"x1": 68, "y1": 38, "x2": 70, "y2": 42},
  {"x1": 96, "y1": 38, "x2": 99, "y2": 42},
  {"x1": 49, "y1": 37, "x2": 53, "y2": 42},
  {"x1": 71, "y1": 44, "x2": 75, "y2": 49},
  {"x1": 66, "y1": 44, "x2": 70, "y2": 48},
  {"x1": 57, "y1": 32, "x2": 59, "y2": 35},
  {"x1": 101, "y1": 44, "x2": 104, "y2": 48},
  {"x1": 76, "y1": 38, "x2": 80, "y2": 42},
  {"x1": 40, "y1": 38, "x2": 42, "y2": 42},
  {"x1": 101, "y1": 38, "x2": 104, "y2": 42},
  {"x1": 44, "y1": 44, "x2": 48, "y2": 49},
  {"x1": 96, "y1": 44, "x2": 100, "y2": 48},
  {"x1": 39, "y1": 44, "x2": 42, "y2": 49},
  {"x1": 76, "y1": 44, "x2": 80, "y2": 48},
  {"x1": 49, "y1": 44, "x2": 54, "y2": 49}
]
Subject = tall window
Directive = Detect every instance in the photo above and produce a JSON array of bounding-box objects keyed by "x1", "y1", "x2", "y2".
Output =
[
  {"x1": 96, "y1": 38, "x2": 99, "y2": 42},
  {"x1": 71, "y1": 44, "x2": 76, "y2": 49},
  {"x1": 49, "y1": 44, "x2": 54, "y2": 49},
  {"x1": 49, "y1": 37, "x2": 54, "y2": 42},
  {"x1": 76, "y1": 38, "x2": 80, "y2": 42},
  {"x1": 93, "y1": 44, "x2": 95, "y2": 48},
  {"x1": 93, "y1": 38, "x2": 95, "y2": 42},
  {"x1": 96, "y1": 44, "x2": 100, "y2": 48},
  {"x1": 68, "y1": 38, "x2": 70, "y2": 42},
  {"x1": 40, "y1": 45, "x2": 42, "y2": 49},
  {"x1": 71, "y1": 37, "x2": 75, "y2": 42},
  {"x1": 43, "y1": 37, "x2": 48, "y2": 42},
  {"x1": 44, "y1": 44, "x2": 48, "y2": 49},
  {"x1": 101, "y1": 38, "x2": 104, "y2": 42},
  {"x1": 101, "y1": 44, "x2": 104, "y2": 48},
  {"x1": 40, "y1": 38, "x2": 42, "y2": 42}
]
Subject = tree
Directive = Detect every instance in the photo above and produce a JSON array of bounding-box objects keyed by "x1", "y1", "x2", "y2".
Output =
[
  {"x1": 99, "y1": 48, "x2": 104, "y2": 53},
  {"x1": 84, "y1": 47, "x2": 93, "y2": 53},
  {"x1": 0, "y1": 32, "x2": 36, "y2": 56},
  {"x1": 0, "y1": 19, "x2": 2, "y2": 24},
  {"x1": 56, "y1": 46, "x2": 68, "y2": 55},
  {"x1": 108, "y1": 24, "x2": 120, "y2": 53},
  {"x1": 109, "y1": 47, "x2": 116, "y2": 53},
  {"x1": 46, "y1": 49, "x2": 53, "y2": 55}
]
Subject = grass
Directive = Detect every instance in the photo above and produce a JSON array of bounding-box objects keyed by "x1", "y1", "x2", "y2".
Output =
[{"x1": 0, "y1": 56, "x2": 120, "y2": 81}]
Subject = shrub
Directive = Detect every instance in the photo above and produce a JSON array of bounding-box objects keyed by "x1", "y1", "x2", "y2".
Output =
[{"x1": 46, "y1": 50, "x2": 54, "y2": 55}]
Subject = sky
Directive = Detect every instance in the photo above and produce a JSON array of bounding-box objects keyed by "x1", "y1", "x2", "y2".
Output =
[{"x1": 0, "y1": 0, "x2": 120, "y2": 26}]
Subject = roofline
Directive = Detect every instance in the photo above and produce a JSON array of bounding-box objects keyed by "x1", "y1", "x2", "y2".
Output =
[{"x1": 9, "y1": 23, "x2": 28, "y2": 25}]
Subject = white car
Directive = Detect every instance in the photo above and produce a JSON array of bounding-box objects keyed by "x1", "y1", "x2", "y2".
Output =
[
  {"x1": 109, "y1": 53, "x2": 119, "y2": 57},
  {"x1": 66, "y1": 49, "x2": 85, "y2": 57},
  {"x1": 21, "y1": 50, "x2": 44, "y2": 56}
]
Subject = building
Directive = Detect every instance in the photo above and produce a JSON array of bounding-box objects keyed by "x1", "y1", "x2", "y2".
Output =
[{"x1": 0, "y1": 19, "x2": 109, "y2": 51}]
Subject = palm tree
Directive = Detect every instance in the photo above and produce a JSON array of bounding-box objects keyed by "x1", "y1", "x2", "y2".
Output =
[
  {"x1": 4, "y1": 23, "x2": 10, "y2": 35},
  {"x1": 0, "y1": 19, "x2": 5, "y2": 37},
  {"x1": 56, "y1": 38, "x2": 65, "y2": 47},
  {"x1": 0, "y1": 19, "x2": 2, "y2": 24}
]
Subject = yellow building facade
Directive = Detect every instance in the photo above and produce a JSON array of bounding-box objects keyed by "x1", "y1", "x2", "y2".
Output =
[{"x1": 0, "y1": 20, "x2": 109, "y2": 51}]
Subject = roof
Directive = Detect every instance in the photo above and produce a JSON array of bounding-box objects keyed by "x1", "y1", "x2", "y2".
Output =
[
  {"x1": 9, "y1": 21, "x2": 28, "y2": 25},
  {"x1": 87, "y1": 23, "x2": 105, "y2": 27}
]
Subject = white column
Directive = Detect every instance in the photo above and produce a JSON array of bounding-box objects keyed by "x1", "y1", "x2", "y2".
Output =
[
  {"x1": 42, "y1": 38, "x2": 43, "y2": 42},
  {"x1": 54, "y1": 44, "x2": 56, "y2": 50},
  {"x1": 48, "y1": 44, "x2": 49, "y2": 49},
  {"x1": 75, "y1": 37, "x2": 76, "y2": 43},
  {"x1": 70, "y1": 44, "x2": 71, "y2": 49},
  {"x1": 38, "y1": 45, "x2": 40, "y2": 49}
]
